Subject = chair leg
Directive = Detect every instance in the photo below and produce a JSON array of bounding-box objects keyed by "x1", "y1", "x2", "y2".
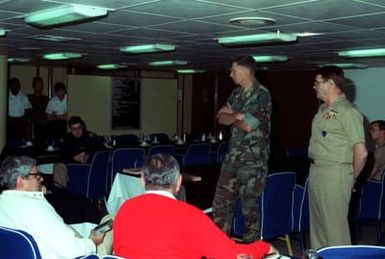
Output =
[
  {"x1": 278, "y1": 234, "x2": 293, "y2": 256},
  {"x1": 285, "y1": 234, "x2": 293, "y2": 256}
]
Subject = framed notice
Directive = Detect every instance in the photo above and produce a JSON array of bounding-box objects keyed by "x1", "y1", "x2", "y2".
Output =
[{"x1": 111, "y1": 77, "x2": 141, "y2": 129}]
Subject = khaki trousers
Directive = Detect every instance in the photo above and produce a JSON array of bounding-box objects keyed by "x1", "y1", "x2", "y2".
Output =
[{"x1": 309, "y1": 162, "x2": 354, "y2": 249}]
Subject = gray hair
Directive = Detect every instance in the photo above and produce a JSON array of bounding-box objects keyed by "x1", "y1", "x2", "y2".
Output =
[
  {"x1": 0, "y1": 156, "x2": 36, "y2": 190},
  {"x1": 143, "y1": 154, "x2": 180, "y2": 190}
]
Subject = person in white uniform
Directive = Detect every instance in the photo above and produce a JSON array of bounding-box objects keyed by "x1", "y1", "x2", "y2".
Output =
[
  {"x1": 46, "y1": 82, "x2": 68, "y2": 139},
  {"x1": 7, "y1": 77, "x2": 32, "y2": 140}
]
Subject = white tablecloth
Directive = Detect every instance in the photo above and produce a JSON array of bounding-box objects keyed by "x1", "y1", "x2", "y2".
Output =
[{"x1": 106, "y1": 171, "x2": 144, "y2": 216}]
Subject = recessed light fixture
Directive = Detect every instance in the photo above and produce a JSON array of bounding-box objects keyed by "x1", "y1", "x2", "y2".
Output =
[
  {"x1": 319, "y1": 63, "x2": 368, "y2": 69},
  {"x1": 338, "y1": 48, "x2": 385, "y2": 58},
  {"x1": 149, "y1": 60, "x2": 188, "y2": 66},
  {"x1": 229, "y1": 17, "x2": 276, "y2": 27},
  {"x1": 177, "y1": 69, "x2": 205, "y2": 74},
  {"x1": 25, "y1": 4, "x2": 110, "y2": 28},
  {"x1": 8, "y1": 57, "x2": 30, "y2": 63},
  {"x1": 43, "y1": 52, "x2": 82, "y2": 60},
  {"x1": 120, "y1": 44, "x2": 176, "y2": 54},
  {"x1": 217, "y1": 32, "x2": 297, "y2": 46},
  {"x1": 253, "y1": 55, "x2": 288, "y2": 62},
  {"x1": 31, "y1": 35, "x2": 81, "y2": 42},
  {"x1": 97, "y1": 64, "x2": 127, "y2": 70}
]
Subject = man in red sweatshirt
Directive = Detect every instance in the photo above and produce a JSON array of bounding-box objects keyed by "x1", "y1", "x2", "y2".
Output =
[{"x1": 114, "y1": 153, "x2": 278, "y2": 259}]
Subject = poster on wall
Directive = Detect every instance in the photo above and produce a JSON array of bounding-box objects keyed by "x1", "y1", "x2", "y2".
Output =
[{"x1": 111, "y1": 77, "x2": 141, "y2": 129}]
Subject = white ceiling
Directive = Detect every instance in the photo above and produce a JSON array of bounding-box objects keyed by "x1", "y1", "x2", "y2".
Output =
[{"x1": 2, "y1": 0, "x2": 385, "y2": 72}]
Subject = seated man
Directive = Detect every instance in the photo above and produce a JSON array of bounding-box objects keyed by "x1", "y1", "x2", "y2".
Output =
[
  {"x1": 368, "y1": 120, "x2": 385, "y2": 180},
  {"x1": 114, "y1": 154, "x2": 277, "y2": 259},
  {"x1": 53, "y1": 116, "x2": 103, "y2": 189},
  {"x1": 0, "y1": 156, "x2": 112, "y2": 258}
]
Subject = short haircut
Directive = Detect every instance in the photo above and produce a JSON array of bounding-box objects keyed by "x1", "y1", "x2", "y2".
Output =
[
  {"x1": 32, "y1": 77, "x2": 43, "y2": 86},
  {"x1": 231, "y1": 55, "x2": 257, "y2": 74},
  {"x1": 8, "y1": 77, "x2": 20, "y2": 87},
  {"x1": 142, "y1": 154, "x2": 180, "y2": 190},
  {"x1": 54, "y1": 82, "x2": 66, "y2": 92},
  {"x1": 68, "y1": 116, "x2": 86, "y2": 128},
  {"x1": 371, "y1": 120, "x2": 385, "y2": 131},
  {"x1": 0, "y1": 156, "x2": 36, "y2": 190},
  {"x1": 317, "y1": 66, "x2": 345, "y2": 92}
]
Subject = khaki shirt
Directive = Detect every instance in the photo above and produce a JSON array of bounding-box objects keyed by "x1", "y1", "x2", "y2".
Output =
[{"x1": 309, "y1": 95, "x2": 365, "y2": 164}]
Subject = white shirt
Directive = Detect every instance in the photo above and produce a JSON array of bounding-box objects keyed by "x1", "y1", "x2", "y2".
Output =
[
  {"x1": 0, "y1": 190, "x2": 95, "y2": 259},
  {"x1": 46, "y1": 94, "x2": 67, "y2": 115},
  {"x1": 8, "y1": 91, "x2": 32, "y2": 117}
]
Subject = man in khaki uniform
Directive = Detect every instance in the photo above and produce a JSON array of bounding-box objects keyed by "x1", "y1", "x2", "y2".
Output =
[{"x1": 308, "y1": 66, "x2": 367, "y2": 249}]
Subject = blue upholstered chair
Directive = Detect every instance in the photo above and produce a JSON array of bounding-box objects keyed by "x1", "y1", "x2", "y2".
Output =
[
  {"x1": 182, "y1": 143, "x2": 212, "y2": 166},
  {"x1": 66, "y1": 150, "x2": 111, "y2": 199},
  {"x1": 316, "y1": 245, "x2": 385, "y2": 258},
  {"x1": 149, "y1": 133, "x2": 170, "y2": 142},
  {"x1": 147, "y1": 144, "x2": 175, "y2": 156},
  {"x1": 0, "y1": 226, "x2": 41, "y2": 259},
  {"x1": 260, "y1": 171, "x2": 296, "y2": 256}
]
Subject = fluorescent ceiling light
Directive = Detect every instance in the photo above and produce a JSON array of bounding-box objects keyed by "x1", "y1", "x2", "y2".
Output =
[
  {"x1": 229, "y1": 17, "x2": 276, "y2": 27},
  {"x1": 97, "y1": 64, "x2": 127, "y2": 70},
  {"x1": 253, "y1": 55, "x2": 288, "y2": 63},
  {"x1": 338, "y1": 48, "x2": 385, "y2": 58},
  {"x1": 217, "y1": 32, "x2": 297, "y2": 46},
  {"x1": 25, "y1": 4, "x2": 109, "y2": 28},
  {"x1": 296, "y1": 32, "x2": 324, "y2": 37},
  {"x1": 8, "y1": 57, "x2": 30, "y2": 63},
  {"x1": 43, "y1": 52, "x2": 82, "y2": 60},
  {"x1": 0, "y1": 29, "x2": 7, "y2": 36},
  {"x1": 149, "y1": 60, "x2": 188, "y2": 66},
  {"x1": 320, "y1": 63, "x2": 368, "y2": 69},
  {"x1": 120, "y1": 44, "x2": 176, "y2": 54},
  {"x1": 31, "y1": 34, "x2": 81, "y2": 42},
  {"x1": 177, "y1": 69, "x2": 205, "y2": 74}
]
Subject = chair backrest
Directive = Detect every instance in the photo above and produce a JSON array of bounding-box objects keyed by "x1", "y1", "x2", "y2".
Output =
[
  {"x1": 292, "y1": 184, "x2": 304, "y2": 233},
  {"x1": 183, "y1": 143, "x2": 212, "y2": 166},
  {"x1": 358, "y1": 172, "x2": 385, "y2": 221},
  {"x1": 147, "y1": 145, "x2": 175, "y2": 156},
  {"x1": 0, "y1": 226, "x2": 42, "y2": 259},
  {"x1": 216, "y1": 141, "x2": 229, "y2": 163},
  {"x1": 87, "y1": 150, "x2": 112, "y2": 199},
  {"x1": 66, "y1": 163, "x2": 91, "y2": 197},
  {"x1": 286, "y1": 147, "x2": 308, "y2": 158},
  {"x1": 299, "y1": 177, "x2": 310, "y2": 232},
  {"x1": 316, "y1": 245, "x2": 385, "y2": 258},
  {"x1": 149, "y1": 133, "x2": 170, "y2": 142},
  {"x1": 110, "y1": 148, "x2": 145, "y2": 187},
  {"x1": 260, "y1": 171, "x2": 296, "y2": 240}
]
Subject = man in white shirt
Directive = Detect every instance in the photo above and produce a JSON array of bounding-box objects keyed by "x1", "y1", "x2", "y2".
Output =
[
  {"x1": 7, "y1": 77, "x2": 32, "y2": 140},
  {"x1": 0, "y1": 156, "x2": 109, "y2": 258},
  {"x1": 46, "y1": 82, "x2": 68, "y2": 139}
]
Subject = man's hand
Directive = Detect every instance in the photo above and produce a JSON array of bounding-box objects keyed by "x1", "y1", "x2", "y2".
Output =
[
  {"x1": 73, "y1": 152, "x2": 89, "y2": 164},
  {"x1": 89, "y1": 229, "x2": 105, "y2": 246}
]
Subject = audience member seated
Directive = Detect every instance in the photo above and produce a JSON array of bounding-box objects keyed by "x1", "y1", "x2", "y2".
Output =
[
  {"x1": 114, "y1": 154, "x2": 278, "y2": 259},
  {"x1": 46, "y1": 81, "x2": 68, "y2": 140},
  {"x1": 53, "y1": 116, "x2": 103, "y2": 189},
  {"x1": 27, "y1": 77, "x2": 49, "y2": 144},
  {"x1": 368, "y1": 120, "x2": 385, "y2": 180},
  {"x1": 0, "y1": 156, "x2": 112, "y2": 258},
  {"x1": 7, "y1": 77, "x2": 32, "y2": 141}
]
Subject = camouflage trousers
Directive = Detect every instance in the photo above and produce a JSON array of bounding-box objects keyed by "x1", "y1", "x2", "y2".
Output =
[{"x1": 213, "y1": 160, "x2": 267, "y2": 241}]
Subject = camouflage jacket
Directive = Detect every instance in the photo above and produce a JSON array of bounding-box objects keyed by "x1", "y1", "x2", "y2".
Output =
[{"x1": 225, "y1": 82, "x2": 272, "y2": 166}]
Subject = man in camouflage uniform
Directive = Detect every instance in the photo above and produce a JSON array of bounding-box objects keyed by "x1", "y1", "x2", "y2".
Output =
[
  {"x1": 308, "y1": 66, "x2": 367, "y2": 249},
  {"x1": 213, "y1": 56, "x2": 272, "y2": 242}
]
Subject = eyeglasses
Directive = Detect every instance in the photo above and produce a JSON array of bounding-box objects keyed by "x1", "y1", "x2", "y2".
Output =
[{"x1": 28, "y1": 172, "x2": 41, "y2": 178}]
